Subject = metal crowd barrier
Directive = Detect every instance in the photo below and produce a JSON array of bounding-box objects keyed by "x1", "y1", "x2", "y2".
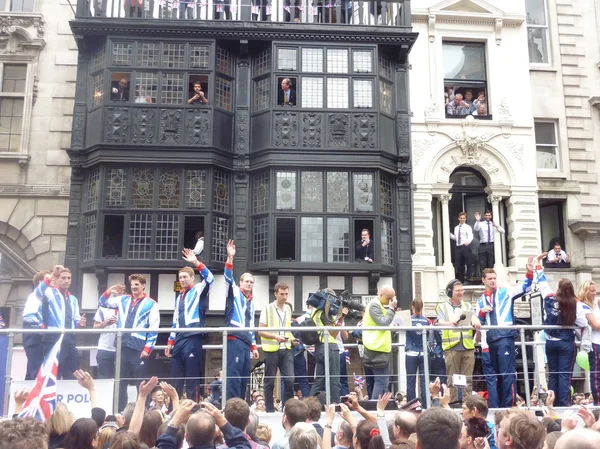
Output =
[{"x1": 0, "y1": 323, "x2": 581, "y2": 415}]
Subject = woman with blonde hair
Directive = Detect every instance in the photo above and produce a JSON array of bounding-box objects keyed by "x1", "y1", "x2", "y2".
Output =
[
  {"x1": 578, "y1": 280, "x2": 600, "y2": 405},
  {"x1": 97, "y1": 426, "x2": 117, "y2": 449},
  {"x1": 47, "y1": 402, "x2": 74, "y2": 449}
]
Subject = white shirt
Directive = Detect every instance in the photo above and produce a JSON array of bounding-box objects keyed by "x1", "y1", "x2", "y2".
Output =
[
  {"x1": 589, "y1": 303, "x2": 600, "y2": 345},
  {"x1": 547, "y1": 249, "x2": 568, "y2": 263},
  {"x1": 473, "y1": 220, "x2": 505, "y2": 244},
  {"x1": 450, "y1": 223, "x2": 473, "y2": 246},
  {"x1": 193, "y1": 237, "x2": 204, "y2": 256},
  {"x1": 94, "y1": 306, "x2": 117, "y2": 352}
]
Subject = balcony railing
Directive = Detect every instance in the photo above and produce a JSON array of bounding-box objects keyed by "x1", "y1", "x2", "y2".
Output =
[{"x1": 77, "y1": 0, "x2": 411, "y2": 27}]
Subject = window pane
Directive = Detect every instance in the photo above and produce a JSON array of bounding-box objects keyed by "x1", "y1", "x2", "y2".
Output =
[
  {"x1": 213, "y1": 170, "x2": 230, "y2": 213},
  {"x1": 161, "y1": 73, "x2": 184, "y2": 104},
  {"x1": 381, "y1": 220, "x2": 393, "y2": 265},
  {"x1": 163, "y1": 43, "x2": 186, "y2": 69},
  {"x1": 302, "y1": 77, "x2": 323, "y2": 108},
  {"x1": 135, "y1": 72, "x2": 158, "y2": 104},
  {"x1": 301, "y1": 172, "x2": 323, "y2": 212},
  {"x1": 276, "y1": 217, "x2": 296, "y2": 261},
  {"x1": 277, "y1": 48, "x2": 297, "y2": 71},
  {"x1": 353, "y1": 173, "x2": 373, "y2": 212},
  {"x1": 378, "y1": 53, "x2": 393, "y2": 80},
  {"x1": 528, "y1": 28, "x2": 549, "y2": 64},
  {"x1": 212, "y1": 216, "x2": 229, "y2": 262},
  {"x1": 536, "y1": 146, "x2": 557, "y2": 169},
  {"x1": 525, "y1": 0, "x2": 547, "y2": 26},
  {"x1": 353, "y1": 79, "x2": 373, "y2": 108},
  {"x1": 254, "y1": 78, "x2": 270, "y2": 112},
  {"x1": 380, "y1": 80, "x2": 393, "y2": 114},
  {"x1": 158, "y1": 168, "x2": 181, "y2": 208},
  {"x1": 253, "y1": 217, "x2": 269, "y2": 263},
  {"x1": 132, "y1": 168, "x2": 155, "y2": 208},
  {"x1": 327, "y1": 218, "x2": 349, "y2": 263},
  {"x1": 301, "y1": 217, "x2": 323, "y2": 262},
  {"x1": 254, "y1": 48, "x2": 272, "y2": 77},
  {"x1": 83, "y1": 215, "x2": 96, "y2": 261},
  {"x1": 92, "y1": 45, "x2": 106, "y2": 72},
  {"x1": 103, "y1": 215, "x2": 124, "y2": 258},
  {"x1": 138, "y1": 43, "x2": 160, "y2": 68},
  {"x1": 327, "y1": 172, "x2": 349, "y2": 212},
  {"x1": 380, "y1": 174, "x2": 393, "y2": 216},
  {"x1": 353, "y1": 51, "x2": 372, "y2": 73},
  {"x1": 443, "y1": 43, "x2": 486, "y2": 80},
  {"x1": 302, "y1": 48, "x2": 323, "y2": 72},
  {"x1": 216, "y1": 47, "x2": 233, "y2": 76},
  {"x1": 534, "y1": 122, "x2": 556, "y2": 145},
  {"x1": 156, "y1": 214, "x2": 179, "y2": 260},
  {"x1": 2, "y1": 65, "x2": 27, "y2": 92},
  {"x1": 186, "y1": 169, "x2": 207, "y2": 209},
  {"x1": 106, "y1": 168, "x2": 127, "y2": 207},
  {"x1": 190, "y1": 45, "x2": 210, "y2": 68},
  {"x1": 86, "y1": 169, "x2": 101, "y2": 212},
  {"x1": 253, "y1": 171, "x2": 269, "y2": 214},
  {"x1": 276, "y1": 171, "x2": 296, "y2": 210},
  {"x1": 327, "y1": 78, "x2": 348, "y2": 108},
  {"x1": 128, "y1": 213, "x2": 152, "y2": 259},
  {"x1": 112, "y1": 43, "x2": 133, "y2": 66},
  {"x1": 0, "y1": 98, "x2": 23, "y2": 152},
  {"x1": 215, "y1": 76, "x2": 232, "y2": 111},
  {"x1": 327, "y1": 49, "x2": 348, "y2": 73},
  {"x1": 92, "y1": 72, "x2": 104, "y2": 106},
  {"x1": 11, "y1": 0, "x2": 34, "y2": 12}
]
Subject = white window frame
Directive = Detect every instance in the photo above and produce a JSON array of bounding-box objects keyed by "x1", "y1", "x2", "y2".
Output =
[
  {"x1": 526, "y1": 0, "x2": 551, "y2": 66},
  {"x1": 0, "y1": 0, "x2": 35, "y2": 12},
  {"x1": 534, "y1": 120, "x2": 560, "y2": 172}
]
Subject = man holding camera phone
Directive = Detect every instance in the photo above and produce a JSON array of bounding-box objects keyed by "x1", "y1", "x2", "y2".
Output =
[{"x1": 258, "y1": 282, "x2": 296, "y2": 412}]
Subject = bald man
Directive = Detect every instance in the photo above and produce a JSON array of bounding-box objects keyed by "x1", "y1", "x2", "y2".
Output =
[
  {"x1": 392, "y1": 411, "x2": 417, "y2": 442},
  {"x1": 555, "y1": 429, "x2": 600, "y2": 449},
  {"x1": 363, "y1": 286, "x2": 397, "y2": 398}
]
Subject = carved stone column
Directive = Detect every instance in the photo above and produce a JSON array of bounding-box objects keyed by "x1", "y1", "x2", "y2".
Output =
[
  {"x1": 488, "y1": 194, "x2": 504, "y2": 269},
  {"x1": 440, "y1": 193, "x2": 452, "y2": 267}
]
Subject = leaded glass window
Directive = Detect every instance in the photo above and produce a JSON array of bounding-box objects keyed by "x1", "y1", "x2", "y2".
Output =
[
  {"x1": 128, "y1": 213, "x2": 152, "y2": 259},
  {"x1": 212, "y1": 216, "x2": 229, "y2": 262},
  {"x1": 254, "y1": 48, "x2": 271, "y2": 77},
  {"x1": 112, "y1": 43, "x2": 133, "y2": 66},
  {"x1": 161, "y1": 73, "x2": 184, "y2": 104},
  {"x1": 301, "y1": 172, "x2": 323, "y2": 212},
  {"x1": 276, "y1": 171, "x2": 296, "y2": 211},
  {"x1": 327, "y1": 78, "x2": 348, "y2": 108},
  {"x1": 216, "y1": 47, "x2": 233, "y2": 76},
  {"x1": 302, "y1": 48, "x2": 323, "y2": 72},
  {"x1": 186, "y1": 169, "x2": 207, "y2": 209},
  {"x1": 301, "y1": 217, "x2": 323, "y2": 262},
  {"x1": 190, "y1": 45, "x2": 210, "y2": 68},
  {"x1": 137, "y1": 43, "x2": 160, "y2": 68},
  {"x1": 277, "y1": 48, "x2": 297, "y2": 71},
  {"x1": 253, "y1": 172, "x2": 269, "y2": 214},
  {"x1": 213, "y1": 170, "x2": 230, "y2": 213},
  {"x1": 254, "y1": 78, "x2": 270, "y2": 112},
  {"x1": 327, "y1": 217, "x2": 349, "y2": 262},
  {"x1": 86, "y1": 169, "x2": 100, "y2": 211},
  {"x1": 353, "y1": 173, "x2": 373, "y2": 212},
  {"x1": 326, "y1": 172, "x2": 348, "y2": 212},
  {"x1": 92, "y1": 45, "x2": 105, "y2": 72},
  {"x1": 380, "y1": 174, "x2": 393, "y2": 216},
  {"x1": 353, "y1": 51, "x2": 372, "y2": 73},
  {"x1": 83, "y1": 215, "x2": 96, "y2": 261},
  {"x1": 301, "y1": 78, "x2": 323, "y2": 108},
  {"x1": 135, "y1": 72, "x2": 158, "y2": 103},
  {"x1": 379, "y1": 52, "x2": 393, "y2": 80},
  {"x1": 132, "y1": 168, "x2": 155, "y2": 208},
  {"x1": 163, "y1": 43, "x2": 186, "y2": 69},
  {"x1": 158, "y1": 168, "x2": 181, "y2": 209},
  {"x1": 106, "y1": 168, "x2": 127, "y2": 207},
  {"x1": 327, "y1": 49, "x2": 349, "y2": 73},
  {"x1": 156, "y1": 214, "x2": 179, "y2": 259},
  {"x1": 380, "y1": 80, "x2": 393, "y2": 115},
  {"x1": 215, "y1": 76, "x2": 232, "y2": 111},
  {"x1": 92, "y1": 73, "x2": 104, "y2": 106},
  {"x1": 381, "y1": 220, "x2": 393, "y2": 265},
  {"x1": 253, "y1": 217, "x2": 269, "y2": 263},
  {"x1": 353, "y1": 80, "x2": 373, "y2": 108}
]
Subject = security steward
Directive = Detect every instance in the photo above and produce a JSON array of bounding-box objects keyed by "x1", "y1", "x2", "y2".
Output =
[
  {"x1": 436, "y1": 279, "x2": 481, "y2": 403},
  {"x1": 258, "y1": 282, "x2": 296, "y2": 412},
  {"x1": 165, "y1": 248, "x2": 214, "y2": 402}
]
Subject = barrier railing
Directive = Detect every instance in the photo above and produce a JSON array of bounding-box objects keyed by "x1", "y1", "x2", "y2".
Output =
[{"x1": 0, "y1": 323, "x2": 583, "y2": 415}]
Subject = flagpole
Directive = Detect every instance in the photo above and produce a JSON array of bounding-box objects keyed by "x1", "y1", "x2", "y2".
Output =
[{"x1": 2, "y1": 332, "x2": 14, "y2": 416}]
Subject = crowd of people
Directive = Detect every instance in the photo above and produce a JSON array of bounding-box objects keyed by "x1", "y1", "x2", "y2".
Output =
[{"x1": 445, "y1": 87, "x2": 488, "y2": 117}]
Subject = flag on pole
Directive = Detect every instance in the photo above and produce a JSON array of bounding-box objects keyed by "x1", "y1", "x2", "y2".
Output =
[
  {"x1": 19, "y1": 336, "x2": 62, "y2": 421},
  {"x1": 353, "y1": 373, "x2": 365, "y2": 390}
]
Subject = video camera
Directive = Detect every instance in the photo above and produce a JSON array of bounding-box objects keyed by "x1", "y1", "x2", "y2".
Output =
[{"x1": 306, "y1": 289, "x2": 365, "y2": 323}]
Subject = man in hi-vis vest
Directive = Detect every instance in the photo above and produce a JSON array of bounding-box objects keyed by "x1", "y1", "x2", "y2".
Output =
[
  {"x1": 258, "y1": 282, "x2": 296, "y2": 412},
  {"x1": 436, "y1": 279, "x2": 481, "y2": 404},
  {"x1": 363, "y1": 286, "x2": 397, "y2": 398}
]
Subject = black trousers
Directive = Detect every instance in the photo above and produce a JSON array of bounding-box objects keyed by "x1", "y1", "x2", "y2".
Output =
[
  {"x1": 119, "y1": 346, "x2": 148, "y2": 411},
  {"x1": 455, "y1": 245, "x2": 470, "y2": 283},
  {"x1": 479, "y1": 242, "x2": 494, "y2": 270}
]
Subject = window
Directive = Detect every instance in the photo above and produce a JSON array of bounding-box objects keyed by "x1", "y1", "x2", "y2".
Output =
[
  {"x1": 443, "y1": 42, "x2": 489, "y2": 119},
  {"x1": 539, "y1": 201, "x2": 565, "y2": 253},
  {"x1": 526, "y1": 0, "x2": 550, "y2": 64},
  {"x1": 0, "y1": 64, "x2": 27, "y2": 152},
  {"x1": 253, "y1": 48, "x2": 271, "y2": 112},
  {"x1": 535, "y1": 121, "x2": 559, "y2": 170},
  {"x1": 2, "y1": 0, "x2": 34, "y2": 12}
]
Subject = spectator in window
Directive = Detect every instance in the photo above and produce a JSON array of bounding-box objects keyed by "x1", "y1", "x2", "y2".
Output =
[
  {"x1": 278, "y1": 78, "x2": 296, "y2": 106},
  {"x1": 192, "y1": 231, "x2": 204, "y2": 256},
  {"x1": 188, "y1": 82, "x2": 208, "y2": 105},
  {"x1": 461, "y1": 90, "x2": 475, "y2": 115},
  {"x1": 445, "y1": 86, "x2": 455, "y2": 105},
  {"x1": 473, "y1": 103, "x2": 488, "y2": 116},
  {"x1": 356, "y1": 228, "x2": 374, "y2": 263},
  {"x1": 473, "y1": 92, "x2": 486, "y2": 109},
  {"x1": 214, "y1": 0, "x2": 232, "y2": 20},
  {"x1": 111, "y1": 78, "x2": 130, "y2": 102},
  {"x1": 547, "y1": 243, "x2": 570, "y2": 265},
  {"x1": 135, "y1": 88, "x2": 152, "y2": 104},
  {"x1": 446, "y1": 93, "x2": 466, "y2": 116}
]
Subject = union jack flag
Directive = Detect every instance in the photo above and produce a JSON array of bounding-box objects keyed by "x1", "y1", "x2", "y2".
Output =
[
  {"x1": 0, "y1": 313, "x2": 5, "y2": 328},
  {"x1": 353, "y1": 373, "x2": 365, "y2": 390},
  {"x1": 344, "y1": 349, "x2": 350, "y2": 364},
  {"x1": 19, "y1": 336, "x2": 62, "y2": 421}
]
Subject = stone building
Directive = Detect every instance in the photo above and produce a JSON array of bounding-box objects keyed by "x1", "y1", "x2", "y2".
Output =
[{"x1": 0, "y1": 0, "x2": 77, "y2": 325}]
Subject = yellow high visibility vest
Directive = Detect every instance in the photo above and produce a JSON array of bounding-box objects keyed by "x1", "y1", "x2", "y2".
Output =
[
  {"x1": 362, "y1": 300, "x2": 392, "y2": 353},
  {"x1": 262, "y1": 302, "x2": 294, "y2": 352},
  {"x1": 436, "y1": 300, "x2": 474, "y2": 351},
  {"x1": 312, "y1": 310, "x2": 338, "y2": 345}
]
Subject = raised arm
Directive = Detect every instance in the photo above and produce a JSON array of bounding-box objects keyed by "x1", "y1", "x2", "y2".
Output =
[
  {"x1": 507, "y1": 256, "x2": 535, "y2": 298},
  {"x1": 182, "y1": 248, "x2": 214, "y2": 286},
  {"x1": 224, "y1": 239, "x2": 236, "y2": 286},
  {"x1": 98, "y1": 284, "x2": 126, "y2": 309}
]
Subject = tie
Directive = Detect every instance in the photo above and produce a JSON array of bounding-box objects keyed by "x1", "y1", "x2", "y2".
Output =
[
  {"x1": 284, "y1": 91, "x2": 288, "y2": 105},
  {"x1": 458, "y1": 224, "x2": 462, "y2": 245},
  {"x1": 487, "y1": 222, "x2": 491, "y2": 243},
  {"x1": 178, "y1": 291, "x2": 187, "y2": 328},
  {"x1": 64, "y1": 295, "x2": 73, "y2": 329}
]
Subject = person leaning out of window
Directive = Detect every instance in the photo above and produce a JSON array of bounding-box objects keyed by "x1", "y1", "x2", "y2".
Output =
[{"x1": 188, "y1": 82, "x2": 208, "y2": 105}]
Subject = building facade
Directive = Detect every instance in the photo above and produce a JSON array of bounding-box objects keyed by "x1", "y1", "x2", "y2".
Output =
[{"x1": 0, "y1": 0, "x2": 77, "y2": 325}]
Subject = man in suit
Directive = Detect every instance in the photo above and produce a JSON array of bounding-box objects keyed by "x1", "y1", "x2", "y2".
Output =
[
  {"x1": 111, "y1": 78, "x2": 130, "y2": 102},
  {"x1": 278, "y1": 78, "x2": 296, "y2": 106}
]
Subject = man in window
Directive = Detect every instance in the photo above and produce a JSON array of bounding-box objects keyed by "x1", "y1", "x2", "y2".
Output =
[
  {"x1": 277, "y1": 78, "x2": 295, "y2": 106},
  {"x1": 547, "y1": 242, "x2": 570, "y2": 265},
  {"x1": 188, "y1": 82, "x2": 208, "y2": 105},
  {"x1": 473, "y1": 211, "x2": 505, "y2": 271},
  {"x1": 446, "y1": 93, "x2": 466, "y2": 116},
  {"x1": 111, "y1": 78, "x2": 130, "y2": 102},
  {"x1": 356, "y1": 228, "x2": 374, "y2": 263},
  {"x1": 192, "y1": 231, "x2": 204, "y2": 256},
  {"x1": 450, "y1": 212, "x2": 473, "y2": 283}
]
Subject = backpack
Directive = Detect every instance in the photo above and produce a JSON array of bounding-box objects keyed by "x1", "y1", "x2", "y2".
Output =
[{"x1": 299, "y1": 315, "x2": 321, "y2": 346}]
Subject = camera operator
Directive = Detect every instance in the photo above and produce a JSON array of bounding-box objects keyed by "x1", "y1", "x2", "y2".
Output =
[
  {"x1": 309, "y1": 288, "x2": 347, "y2": 404},
  {"x1": 363, "y1": 286, "x2": 397, "y2": 398}
]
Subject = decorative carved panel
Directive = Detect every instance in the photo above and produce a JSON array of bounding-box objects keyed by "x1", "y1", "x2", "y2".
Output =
[
  {"x1": 159, "y1": 109, "x2": 182, "y2": 145},
  {"x1": 327, "y1": 113, "x2": 349, "y2": 148},
  {"x1": 132, "y1": 108, "x2": 156, "y2": 144},
  {"x1": 273, "y1": 111, "x2": 298, "y2": 147},
  {"x1": 71, "y1": 112, "x2": 85, "y2": 149},
  {"x1": 185, "y1": 109, "x2": 211, "y2": 146},
  {"x1": 235, "y1": 109, "x2": 249, "y2": 155},
  {"x1": 301, "y1": 112, "x2": 323, "y2": 148},
  {"x1": 396, "y1": 114, "x2": 410, "y2": 158},
  {"x1": 104, "y1": 107, "x2": 129, "y2": 143},
  {"x1": 352, "y1": 113, "x2": 376, "y2": 148}
]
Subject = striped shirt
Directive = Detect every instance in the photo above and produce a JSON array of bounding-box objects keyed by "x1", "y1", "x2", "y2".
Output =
[
  {"x1": 224, "y1": 263, "x2": 256, "y2": 348},
  {"x1": 33, "y1": 279, "x2": 82, "y2": 330}
]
